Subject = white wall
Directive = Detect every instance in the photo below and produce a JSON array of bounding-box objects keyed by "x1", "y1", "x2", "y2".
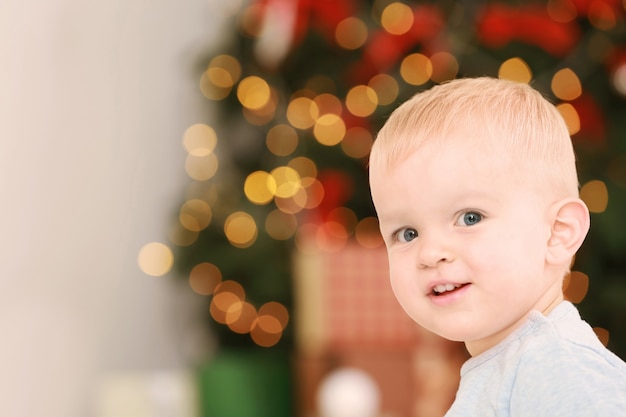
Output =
[{"x1": 0, "y1": 1, "x2": 231, "y2": 415}]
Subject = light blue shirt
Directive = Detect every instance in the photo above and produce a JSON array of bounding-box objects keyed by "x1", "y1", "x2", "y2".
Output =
[{"x1": 445, "y1": 301, "x2": 626, "y2": 416}]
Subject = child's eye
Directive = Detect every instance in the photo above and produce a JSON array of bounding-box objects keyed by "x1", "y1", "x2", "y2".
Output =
[
  {"x1": 395, "y1": 227, "x2": 418, "y2": 242},
  {"x1": 456, "y1": 211, "x2": 483, "y2": 226}
]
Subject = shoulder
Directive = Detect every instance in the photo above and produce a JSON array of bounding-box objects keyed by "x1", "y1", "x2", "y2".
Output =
[{"x1": 508, "y1": 306, "x2": 626, "y2": 415}]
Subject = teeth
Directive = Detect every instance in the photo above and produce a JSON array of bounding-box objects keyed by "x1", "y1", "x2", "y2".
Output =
[{"x1": 433, "y1": 283, "x2": 460, "y2": 294}]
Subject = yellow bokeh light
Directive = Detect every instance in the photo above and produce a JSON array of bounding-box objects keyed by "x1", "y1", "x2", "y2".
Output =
[
  {"x1": 346, "y1": 85, "x2": 378, "y2": 117},
  {"x1": 368, "y1": 73, "x2": 399, "y2": 106},
  {"x1": 243, "y1": 90, "x2": 277, "y2": 126},
  {"x1": 209, "y1": 55, "x2": 242, "y2": 86},
  {"x1": 137, "y1": 242, "x2": 174, "y2": 277},
  {"x1": 314, "y1": 114, "x2": 346, "y2": 146},
  {"x1": 244, "y1": 170, "x2": 277, "y2": 205},
  {"x1": 288, "y1": 156, "x2": 318, "y2": 180},
  {"x1": 563, "y1": 271, "x2": 589, "y2": 303},
  {"x1": 314, "y1": 93, "x2": 343, "y2": 116},
  {"x1": 498, "y1": 57, "x2": 532, "y2": 84},
  {"x1": 400, "y1": 53, "x2": 433, "y2": 85},
  {"x1": 185, "y1": 153, "x2": 219, "y2": 181},
  {"x1": 551, "y1": 68, "x2": 582, "y2": 101},
  {"x1": 355, "y1": 217, "x2": 385, "y2": 248},
  {"x1": 287, "y1": 96, "x2": 319, "y2": 129},
  {"x1": 206, "y1": 67, "x2": 233, "y2": 89},
  {"x1": 335, "y1": 16, "x2": 368, "y2": 50},
  {"x1": 183, "y1": 124, "x2": 217, "y2": 157},
  {"x1": 430, "y1": 52, "x2": 459, "y2": 83},
  {"x1": 342, "y1": 126, "x2": 374, "y2": 159},
  {"x1": 189, "y1": 262, "x2": 222, "y2": 295},
  {"x1": 580, "y1": 180, "x2": 609, "y2": 213},
  {"x1": 266, "y1": 124, "x2": 298, "y2": 156},
  {"x1": 199, "y1": 71, "x2": 231, "y2": 100},
  {"x1": 274, "y1": 194, "x2": 305, "y2": 214},
  {"x1": 224, "y1": 211, "x2": 258, "y2": 248},
  {"x1": 556, "y1": 103, "x2": 580, "y2": 135},
  {"x1": 271, "y1": 166, "x2": 301, "y2": 198},
  {"x1": 179, "y1": 199, "x2": 212, "y2": 232},
  {"x1": 381, "y1": 2, "x2": 414, "y2": 35},
  {"x1": 265, "y1": 209, "x2": 298, "y2": 240},
  {"x1": 237, "y1": 76, "x2": 271, "y2": 110}
]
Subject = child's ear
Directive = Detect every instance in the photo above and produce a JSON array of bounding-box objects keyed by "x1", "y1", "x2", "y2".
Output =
[{"x1": 546, "y1": 198, "x2": 590, "y2": 266}]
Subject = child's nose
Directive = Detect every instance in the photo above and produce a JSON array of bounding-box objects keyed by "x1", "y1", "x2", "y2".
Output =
[{"x1": 416, "y1": 235, "x2": 453, "y2": 268}]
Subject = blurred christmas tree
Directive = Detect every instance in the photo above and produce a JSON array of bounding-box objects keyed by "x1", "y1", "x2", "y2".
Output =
[{"x1": 169, "y1": 0, "x2": 626, "y2": 358}]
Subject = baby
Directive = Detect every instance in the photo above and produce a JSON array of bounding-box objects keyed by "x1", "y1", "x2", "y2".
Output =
[{"x1": 368, "y1": 77, "x2": 626, "y2": 416}]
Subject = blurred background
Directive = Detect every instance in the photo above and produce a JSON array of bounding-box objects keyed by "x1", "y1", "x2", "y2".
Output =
[{"x1": 1, "y1": 0, "x2": 625, "y2": 417}]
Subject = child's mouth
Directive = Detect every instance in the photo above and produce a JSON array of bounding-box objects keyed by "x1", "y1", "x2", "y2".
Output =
[{"x1": 432, "y1": 283, "x2": 469, "y2": 296}]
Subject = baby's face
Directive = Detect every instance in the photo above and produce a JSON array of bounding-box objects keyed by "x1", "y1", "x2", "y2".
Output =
[{"x1": 370, "y1": 134, "x2": 564, "y2": 355}]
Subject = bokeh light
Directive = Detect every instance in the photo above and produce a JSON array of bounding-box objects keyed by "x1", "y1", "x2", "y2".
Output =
[
  {"x1": 611, "y1": 63, "x2": 626, "y2": 97},
  {"x1": 224, "y1": 212, "x2": 258, "y2": 248},
  {"x1": 183, "y1": 124, "x2": 217, "y2": 156},
  {"x1": 168, "y1": 222, "x2": 199, "y2": 247},
  {"x1": 185, "y1": 153, "x2": 219, "y2": 181},
  {"x1": 211, "y1": 280, "x2": 246, "y2": 324},
  {"x1": 243, "y1": 88, "x2": 278, "y2": 125},
  {"x1": 335, "y1": 17, "x2": 368, "y2": 49},
  {"x1": 237, "y1": 76, "x2": 271, "y2": 110},
  {"x1": 137, "y1": 242, "x2": 174, "y2": 277},
  {"x1": 430, "y1": 52, "x2": 459, "y2": 83},
  {"x1": 189, "y1": 262, "x2": 222, "y2": 295},
  {"x1": 258, "y1": 301, "x2": 290, "y2": 329},
  {"x1": 265, "y1": 209, "x2": 298, "y2": 240},
  {"x1": 588, "y1": 1, "x2": 616, "y2": 30},
  {"x1": 314, "y1": 114, "x2": 346, "y2": 146},
  {"x1": 179, "y1": 199, "x2": 212, "y2": 231},
  {"x1": 556, "y1": 103, "x2": 581, "y2": 135},
  {"x1": 346, "y1": 85, "x2": 378, "y2": 117},
  {"x1": 355, "y1": 217, "x2": 384, "y2": 248},
  {"x1": 498, "y1": 57, "x2": 532, "y2": 83},
  {"x1": 341, "y1": 127, "x2": 374, "y2": 159},
  {"x1": 287, "y1": 96, "x2": 319, "y2": 129},
  {"x1": 551, "y1": 68, "x2": 582, "y2": 101},
  {"x1": 381, "y1": 2, "x2": 414, "y2": 35},
  {"x1": 244, "y1": 170, "x2": 277, "y2": 205},
  {"x1": 200, "y1": 54, "x2": 242, "y2": 100},
  {"x1": 251, "y1": 316, "x2": 283, "y2": 347},
  {"x1": 226, "y1": 301, "x2": 257, "y2": 334},
  {"x1": 546, "y1": 0, "x2": 577, "y2": 23},
  {"x1": 271, "y1": 166, "x2": 301, "y2": 198},
  {"x1": 563, "y1": 271, "x2": 589, "y2": 303},
  {"x1": 593, "y1": 327, "x2": 610, "y2": 346},
  {"x1": 368, "y1": 74, "x2": 399, "y2": 106},
  {"x1": 580, "y1": 180, "x2": 609, "y2": 213},
  {"x1": 288, "y1": 156, "x2": 318, "y2": 180},
  {"x1": 314, "y1": 93, "x2": 343, "y2": 116},
  {"x1": 400, "y1": 53, "x2": 433, "y2": 85},
  {"x1": 266, "y1": 124, "x2": 299, "y2": 156}
]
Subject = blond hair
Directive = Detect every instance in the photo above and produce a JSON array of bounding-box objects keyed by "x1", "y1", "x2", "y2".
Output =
[{"x1": 370, "y1": 77, "x2": 579, "y2": 198}]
